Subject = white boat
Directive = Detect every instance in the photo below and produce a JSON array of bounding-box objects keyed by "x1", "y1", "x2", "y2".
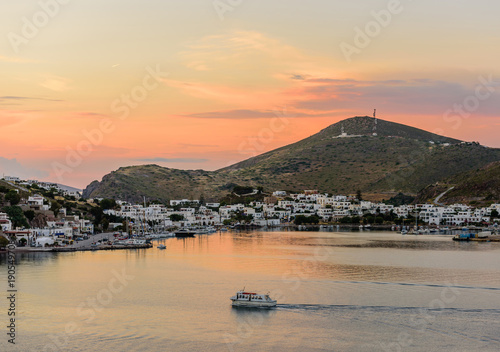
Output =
[
  {"x1": 125, "y1": 239, "x2": 146, "y2": 245},
  {"x1": 159, "y1": 232, "x2": 175, "y2": 238},
  {"x1": 157, "y1": 244, "x2": 166, "y2": 249},
  {"x1": 230, "y1": 290, "x2": 277, "y2": 307}
]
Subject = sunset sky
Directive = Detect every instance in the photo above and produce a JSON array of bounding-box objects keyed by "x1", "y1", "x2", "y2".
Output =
[{"x1": 1, "y1": 0, "x2": 499, "y2": 188}]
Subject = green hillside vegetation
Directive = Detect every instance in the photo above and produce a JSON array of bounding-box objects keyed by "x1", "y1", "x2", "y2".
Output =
[
  {"x1": 0, "y1": 180, "x2": 118, "y2": 232},
  {"x1": 83, "y1": 116, "x2": 500, "y2": 203},
  {"x1": 84, "y1": 165, "x2": 226, "y2": 203},
  {"x1": 416, "y1": 161, "x2": 500, "y2": 206}
]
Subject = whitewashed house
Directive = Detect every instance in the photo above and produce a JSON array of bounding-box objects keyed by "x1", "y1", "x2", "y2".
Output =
[
  {"x1": 28, "y1": 195, "x2": 49, "y2": 211},
  {"x1": 0, "y1": 212, "x2": 12, "y2": 231},
  {"x1": 3, "y1": 176, "x2": 20, "y2": 182}
]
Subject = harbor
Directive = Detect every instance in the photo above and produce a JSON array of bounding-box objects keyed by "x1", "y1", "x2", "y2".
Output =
[{"x1": 2, "y1": 230, "x2": 499, "y2": 351}]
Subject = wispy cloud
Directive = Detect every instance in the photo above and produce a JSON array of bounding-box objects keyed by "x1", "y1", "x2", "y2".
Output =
[
  {"x1": 291, "y1": 74, "x2": 306, "y2": 80},
  {"x1": 293, "y1": 77, "x2": 500, "y2": 117},
  {"x1": 176, "y1": 76, "x2": 500, "y2": 121},
  {"x1": 39, "y1": 75, "x2": 72, "y2": 92},
  {"x1": 180, "y1": 30, "x2": 304, "y2": 72},
  {"x1": 74, "y1": 112, "x2": 109, "y2": 118},
  {"x1": 0, "y1": 96, "x2": 63, "y2": 104}
]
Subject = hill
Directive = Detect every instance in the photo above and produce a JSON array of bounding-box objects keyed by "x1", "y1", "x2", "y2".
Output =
[
  {"x1": 415, "y1": 161, "x2": 500, "y2": 206},
  {"x1": 83, "y1": 116, "x2": 500, "y2": 203},
  {"x1": 83, "y1": 165, "x2": 226, "y2": 203}
]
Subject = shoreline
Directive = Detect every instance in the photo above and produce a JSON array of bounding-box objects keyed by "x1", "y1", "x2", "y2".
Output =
[
  {"x1": 0, "y1": 243, "x2": 153, "y2": 253},
  {"x1": 2, "y1": 226, "x2": 498, "y2": 253}
]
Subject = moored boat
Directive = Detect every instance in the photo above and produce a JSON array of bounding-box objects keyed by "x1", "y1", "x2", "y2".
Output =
[
  {"x1": 124, "y1": 239, "x2": 146, "y2": 245},
  {"x1": 230, "y1": 290, "x2": 277, "y2": 307},
  {"x1": 175, "y1": 229, "x2": 196, "y2": 237}
]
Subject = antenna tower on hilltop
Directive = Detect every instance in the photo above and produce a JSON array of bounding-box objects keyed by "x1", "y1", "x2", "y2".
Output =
[{"x1": 372, "y1": 109, "x2": 377, "y2": 136}]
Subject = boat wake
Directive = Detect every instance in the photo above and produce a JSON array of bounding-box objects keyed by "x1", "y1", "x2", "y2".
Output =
[
  {"x1": 276, "y1": 304, "x2": 500, "y2": 314},
  {"x1": 329, "y1": 280, "x2": 500, "y2": 291}
]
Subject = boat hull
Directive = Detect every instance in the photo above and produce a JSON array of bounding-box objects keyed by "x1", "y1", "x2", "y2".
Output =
[
  {"x1": 231, "y1": 300, "x2": 277, "y2": 307},
  {"x1": 175, "y1": 231, "x2": 196, "y2": 238}
]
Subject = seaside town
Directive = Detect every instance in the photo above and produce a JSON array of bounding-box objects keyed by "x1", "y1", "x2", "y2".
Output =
[{"x1": 1, "y1": 176, "x2": 499, "y2": 250}]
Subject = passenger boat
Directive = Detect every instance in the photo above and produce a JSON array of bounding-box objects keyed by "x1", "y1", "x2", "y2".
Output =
[{"x1": 230, "y1": 290, "x2": 277, "y2": 307}]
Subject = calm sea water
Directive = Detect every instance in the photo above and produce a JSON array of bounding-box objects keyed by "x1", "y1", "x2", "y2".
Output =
[{"x1": 1, "y1": 231, "x2": 500, "y2": 352}]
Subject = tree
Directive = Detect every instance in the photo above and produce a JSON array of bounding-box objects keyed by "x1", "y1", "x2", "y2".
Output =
[
  {"x1": 169, "y1": 214, "x2": 184, "y2": 222},
  {"x1": 363, "y1": 214, "x2": 375, "y2": 224},
  {"x1": 100, "y1": 198, "x2": 117, "y2": 210},
  {"x1": 234, "y1": 211, "x2": 253, "y2": 222},
  {"x1": 90, "y1": 206, "x2": 104, "y2": 227},
  {"x1": 24, "y1": 210, "x2": 36, "y2": 222},
  {"x1": 294, "y1": 215, "x2": 320, "y2": 225},
  {"x1": 3, "y1": 206, "x2": 29, "y2": 228},
  {"x1": 47, "y1": 187, "x2": 58, "y2": 199},
  {"x1": 5, "y1": 190, "x2": 20, "y2": 205},
  {"x1": 491, "y1": 209, "x2": 499, "y2": 219},
  {"x1": 100, "y1": 218, "x2": 110, "y2": 231},
  {"x1": 356, "y1": 190, "x2": 363, "y2": 202},
  {"x1": 50, "y1": 201, "x2": 61, "y2": 215},
  {"x1": 351, "y1": 216, "x2": 361, "y2": 224},
  {"x1": 0, "y1": 236, "x2": 9, "y2": 249}
]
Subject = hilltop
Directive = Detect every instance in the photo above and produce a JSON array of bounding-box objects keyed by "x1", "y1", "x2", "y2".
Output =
[
  {"x1": 84, "y1": 165, "x2": 222, "y2": 203},
  {"x1": 83, "y1": 116, "x2": 500, "y2": 203}
]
